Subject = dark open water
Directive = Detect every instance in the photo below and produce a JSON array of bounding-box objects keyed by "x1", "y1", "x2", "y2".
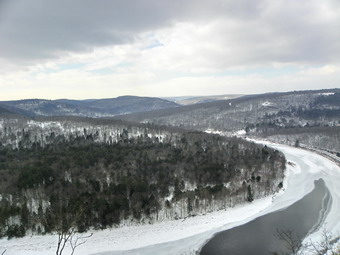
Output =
[{"x1": 200, "y1": 179, "x2": 331, "y2": 255}]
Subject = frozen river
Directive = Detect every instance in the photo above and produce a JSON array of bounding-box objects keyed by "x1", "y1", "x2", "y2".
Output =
[{"x1": 200, "y1": 178, "x2": 331, "y2": 254}]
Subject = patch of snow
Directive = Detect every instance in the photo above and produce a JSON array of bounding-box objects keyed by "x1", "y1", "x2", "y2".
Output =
[
  {"x1": 262, "y1": 101, "x2": 273, "y2": 106},
  {"x1": 318, "y1": 93, "x2": 335, "y2": 96},
  {"x1": 287, "y1": 160, "x2": 301, "y2": 174},
  {"x1": 233, "y1": 129, "x2": 246, "y2": 136},
  {"x1": 165, "y1": 187, "x2": 175, "y2": 202},
  {"x1": 204, "y1": 129, "x2": 228, "y2": 136},
  {"x1": 64, "y1": 171, "x2": 72, "y2": 183}
]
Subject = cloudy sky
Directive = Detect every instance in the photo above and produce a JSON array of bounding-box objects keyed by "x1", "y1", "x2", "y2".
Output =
[{"x1": 0, "y1": 0, "x2": 339, "y2": 100}]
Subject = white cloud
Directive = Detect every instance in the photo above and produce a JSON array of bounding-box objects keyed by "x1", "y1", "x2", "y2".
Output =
[
  {"x1": 0, "y1": 63, "x2": 339, "y2": 100},
  {"x1": 0, "y1": 0, "x2": 339, "y2": 99}
]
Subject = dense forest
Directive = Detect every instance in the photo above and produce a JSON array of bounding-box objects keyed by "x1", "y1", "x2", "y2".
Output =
[{"x1": 0, "y1": 117, "x2": 286, "y2": 238}]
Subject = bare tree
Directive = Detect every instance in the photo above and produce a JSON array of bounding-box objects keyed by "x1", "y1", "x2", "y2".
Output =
[
  {"x1": 70, "y1": 233, "x2": 93, "y2": 255},
  {"x1": 1, "y1": 250, "x2": 6, "y2": 255},
  {"x1": 52, "y1": 200, "x2": 93, "y2": 255},
  {"x1": 273, "y1": 228, "x2": 340, "y2": 255},
  {"x1": 308, "y1": 228, "x2": 340, "y2": 255},
  {"x1": 272, "y1": 228, "x2": 310, "y2": 255},
  {"x1": 56, "y1": 226, "x2": 76, "y2": 255},
  {"x1": 55, "y1": 227, "x2": 93, "y2": 255}
]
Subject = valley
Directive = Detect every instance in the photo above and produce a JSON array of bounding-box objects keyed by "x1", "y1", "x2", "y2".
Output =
[{"x1": 0, "y1": 88, "x2": 339, "y2": 254}]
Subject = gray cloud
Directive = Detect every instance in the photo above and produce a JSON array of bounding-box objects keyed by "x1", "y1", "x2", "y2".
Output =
[
  {"x1": 0, "y1": 0, "x2": 190, "y2": 61},
  {"x1": 0, "y1": 0, "x2": 339, "y2": 67}
]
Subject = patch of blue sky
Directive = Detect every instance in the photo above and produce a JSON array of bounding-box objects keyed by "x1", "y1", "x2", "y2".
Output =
[
  {"x1": 89, "y1": 67, "x2": 114, "y2": 75},
  {"x1": 39, "y1": 68, "x2": 58, "y2": 74},
  {"x1": 32, "y1": 63, "x2": 87, "y2": 75},
  {"x1": 141, "y1": 40, "x2": 164, "y2": 50},
  {"x1": 89, "y1": 63, "x2": 133, "y2": 74},
  {"x1": 115, "y1": 62, "x2": 133, "y2": 68},
  {"x1": 59, "y1": 63, "x2": 87, "y2": 71}
]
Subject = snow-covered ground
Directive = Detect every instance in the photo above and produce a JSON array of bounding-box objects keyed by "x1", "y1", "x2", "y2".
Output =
[{"x1": 0, "y1": 142, "x2": 339, "y2": 255}]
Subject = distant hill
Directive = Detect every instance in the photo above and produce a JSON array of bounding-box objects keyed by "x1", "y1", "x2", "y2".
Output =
[
  {"x1": 115, "y1": 88, "x2": 340, "y2": 133},
  {"x1": 85, "y1": 96, "x2": 179, "y2": 114},
  {"x1": 164, "y1": 94, "x2": 243, "y2": 105},
  {"x1": 0, "y1": 104, "x2": 25, "y2": 118},
  {"x1": 0, "y1": 105, "x2": 13, "y2": 114},
  {"x1": 54, "y1": 98, "x2": 97, "y2": 106},
  {"x1": 0, "y1": 96, "x2": 179, "y2": 118}
]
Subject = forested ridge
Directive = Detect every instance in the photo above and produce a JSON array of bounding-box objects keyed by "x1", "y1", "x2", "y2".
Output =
[
  {"x1": 0, "y1": 118, "x2": 286, "y2": 238},
  {"x1": 115, "y1": 90, "x2": 340, "y2": 146}
]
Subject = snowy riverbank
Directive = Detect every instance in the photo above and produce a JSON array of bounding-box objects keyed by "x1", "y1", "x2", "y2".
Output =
[
  {"x1": 0, "y1": 143, "x2": 339, "y2": 255},
  {"x1": 0, "y1": 191, "x2": 280, "y2": 255}
]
